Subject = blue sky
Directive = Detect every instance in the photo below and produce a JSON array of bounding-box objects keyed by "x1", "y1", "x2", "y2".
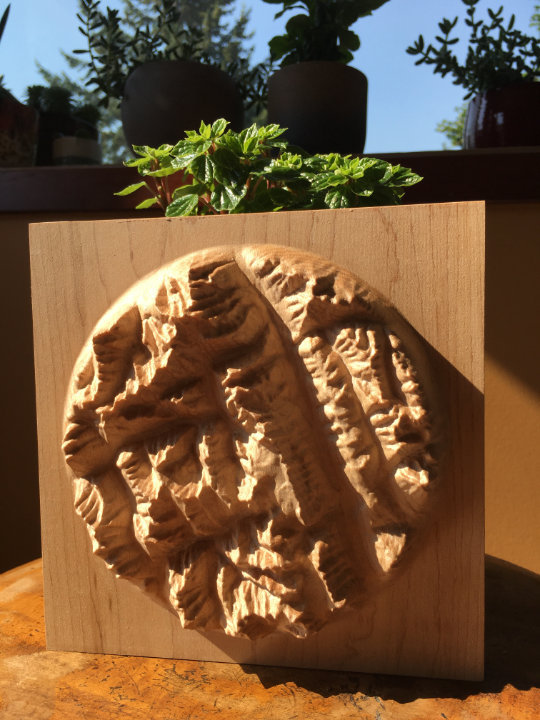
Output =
[{"x1": 1, "y1": 0, "x2": 537, "y2": 153}]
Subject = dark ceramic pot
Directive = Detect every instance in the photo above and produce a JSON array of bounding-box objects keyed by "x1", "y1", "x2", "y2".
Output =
[
  {"x1": 121, "y1": 60, "x2": 243, "y2": 148},
  {"x1": 268, "y1": 62, "x2": 368, "y2": 154},
  {"x1": 463, "y1": 82, "x2": 540, "y2": 149},
  {"x1": 0, "y1": 89, "x2": 38, "y2": 167}
]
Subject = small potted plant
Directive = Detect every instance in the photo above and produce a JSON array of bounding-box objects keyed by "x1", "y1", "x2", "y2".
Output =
[
  {"x1": 407, "y1": 0, "x2": 540, "y2": 148},
  {"x1": 75, "y1": 0, "x2": 267, "y2": 149},
  {"x1": 0, "y1": 4, "x2": 39, "y2": 166},
  {"x1": 26, "y1": 85, "x2": 101, "y2": 165},
  {"x1": 115, "y1": 118, "x2": 421, "y2": 214},
  {"x1": 262, "y1": 0, "x2": 390, "y2": 154}
]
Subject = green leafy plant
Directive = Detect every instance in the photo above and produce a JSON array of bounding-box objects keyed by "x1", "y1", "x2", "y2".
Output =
[
  {"x1": 262, "y1": 0, "x2": 390, "y2": 65},
  {"x1": 117, "y1": 119, "x2": 421, "y2": 215},
  {"x1": 75, "y1": 0, "x2": 269, "y2": 110},
  {"x1": 407, "y1": 0, "x2": 540, "y2": 98}
]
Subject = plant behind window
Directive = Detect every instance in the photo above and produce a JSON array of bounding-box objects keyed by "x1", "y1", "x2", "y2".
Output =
[
  {"x1": 262, "y1": 0, "x2": 390, "y2": 65},
  {"x1": 407, "y1": 0, "x2": 540, "y2": 98}
]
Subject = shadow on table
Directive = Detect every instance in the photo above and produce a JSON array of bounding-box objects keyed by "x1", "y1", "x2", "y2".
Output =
[{"x1": 240, "y1": 555, "x2": 540, "y2": 703}]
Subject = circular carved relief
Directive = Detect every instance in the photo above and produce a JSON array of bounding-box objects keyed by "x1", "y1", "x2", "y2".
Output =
[{"x1": 63, "y1": 245, "x2": 440, "y2": 639}]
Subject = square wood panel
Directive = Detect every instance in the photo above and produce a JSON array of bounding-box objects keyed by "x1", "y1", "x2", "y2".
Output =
[{"x1": 30, "y1": 203, "x2": 484, "y2": 680}]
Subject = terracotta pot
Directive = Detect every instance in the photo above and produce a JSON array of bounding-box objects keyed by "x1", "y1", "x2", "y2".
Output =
[
  {"x1": 0, "y1": 89, "x2": 38, "y2": 167},
  {"x1": 463, "y1": 82, "x2": 540, "y2": 149},
  {"x1": 268, "y1": 62, "x2": 368, "y2": 154},
  {"x1": 121, "y1": 60, "x2": 243, "y2": 148}
]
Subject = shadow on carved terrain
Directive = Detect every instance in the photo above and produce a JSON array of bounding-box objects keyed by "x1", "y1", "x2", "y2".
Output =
[{"x1": 240, "y1": 555, "x2": 540, "y2": 701}]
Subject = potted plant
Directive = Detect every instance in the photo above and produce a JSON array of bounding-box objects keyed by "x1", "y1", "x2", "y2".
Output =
[
  {"x1": 0, "y1": 4, "x2": 39, "y2": 166},
  {"x1": 76, "y1": 0, "x2": 268, "y2": 149},
  {"x1": 407, "y1": 0, "x2": 540, "y2": 148},
  {"x1": 26, "y1": 84, "x2": 101, "y2": 165},
  {"x1": 262, "y1": 0, "x2": 390, "y2": 154},
  {"x1": 116, "y1": 118, "x2": 421, "y2": 214}
]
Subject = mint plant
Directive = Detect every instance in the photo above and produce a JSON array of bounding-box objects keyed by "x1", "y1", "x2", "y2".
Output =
[
  {"x1": 407, "y1": 0, "x2": 540, "y2": 98},
  {"x1": 116, "y1": 119, "x2": 421, "y2": 215}
]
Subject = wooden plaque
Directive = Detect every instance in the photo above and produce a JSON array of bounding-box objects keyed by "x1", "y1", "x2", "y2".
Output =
[{"x1": 30, "y1": 202, "x2": 484, "y2": 680}]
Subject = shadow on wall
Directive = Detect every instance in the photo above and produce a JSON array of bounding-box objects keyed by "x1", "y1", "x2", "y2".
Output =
[
  {"x1": 484, "y1": 204, "x2": 540, "y2": 574},
  {"x1": 0, "y1": 220, "x2": 41, "y2": 573},
  {"x1": 485, "y1": 204, "x2": 540, "y2": 398}
]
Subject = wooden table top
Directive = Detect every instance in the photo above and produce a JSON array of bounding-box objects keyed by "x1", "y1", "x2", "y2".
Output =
[{"x1": 0, "y1": 556, "x2": 538, "y2": 720}]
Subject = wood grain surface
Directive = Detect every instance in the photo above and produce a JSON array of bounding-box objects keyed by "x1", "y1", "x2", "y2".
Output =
[
  {"x1": 1, "y1": 557, "x2": 538, "y2": 720},
  {"x1": 29, "y1": 203, "x2": 485, "y2": 679}
]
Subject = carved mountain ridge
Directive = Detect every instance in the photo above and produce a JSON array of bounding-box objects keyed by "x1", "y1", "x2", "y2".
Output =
[{"x1": 63, "y1": 245, "x2": 439, "y2": 639}]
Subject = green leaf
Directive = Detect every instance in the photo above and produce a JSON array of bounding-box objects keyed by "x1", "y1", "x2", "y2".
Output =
[
  {"x1": 199, "y1": 120, "x2": 212, "y2": 139},
  {"x1": 135, "y1": 197, "x2": 159, "y2": 209},
  {"x1": 171, "y1": 182, "x2": 206, "y2": 200},
  {"x1": 210, "y1": 184, "x2": 246, "y2": 212},
  {"x1": 268, "y1": 34, "x2": 294, "y2": 61},
  {"x1": 309, "y1": 171, "x2": 348, "y2": 191},
  {"x1": 190, "y1": 154, "x2": 215, "y2": 183},
  {"x1": 132, "y1": 144, "x2": 157, "y2": 157},
  {"x1": 114, "y1": 181, "x2": 147, "y2": 196},
  {"x1": 324, "y1": 188, "x2": 352, "y2": 209},
  {"x1": 144, "y1": 163, "x2": 183, "y2": 178},
  {"x1": 340, "y1": 29, "x2": 360, "y2": 51},
  {"x1": 239, "y1": 123, "x2": 260, "y2": 154},
  {"x1": 211, "y1": 118, "x2": 229, "y2": 136},
  {"x1": 212, "y1": 148, "x2": 245, "y2": 186},
  {"x1": 165, "y1": 194, "x2": 199, "y2": 216},
  {"x1": 285, "y1": 13, "x2": 311, "y2": 35}
]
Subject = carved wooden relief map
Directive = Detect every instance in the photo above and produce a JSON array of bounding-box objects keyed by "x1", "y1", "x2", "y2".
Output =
[{"x1": 62, "y1": 245, "x2": 439, "y2": 640}]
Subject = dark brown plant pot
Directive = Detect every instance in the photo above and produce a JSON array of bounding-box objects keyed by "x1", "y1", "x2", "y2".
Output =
[
  {"x1": 463, "y1": 82, "x2": 540, "y2": 149},
  {"x1": 121, "y1": 60, "x2": 243, "y2": 149},
  {"x1": 268, "y1": 62, "x2": 368, "y2": 154},
  {"x1": 0, "y1": 89, "x2": 38, "y2": 167}
]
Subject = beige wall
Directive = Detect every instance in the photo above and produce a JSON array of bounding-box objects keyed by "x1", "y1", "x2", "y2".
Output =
[{"x1": 1, "y1": 204, "x2": 539, "y2": 573}]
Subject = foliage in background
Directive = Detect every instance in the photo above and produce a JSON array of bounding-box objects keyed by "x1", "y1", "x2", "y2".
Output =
[
  {"x1": 262, "y1": 0, "x2": 390, "y2": 65},
  {"x1": 434, "y1": 2, "x2": 540, "y2": 149},
  {"x1": 37, "y1": 0, "x2": 263, "y2": 163},
  {"x1": 0, "y1": 4, "x2": 10, "y2": 88},
  {"x1": 0, "y1": 4, "x2": 8, "y2": 45},
  {"x1": 75, "y1": 0, "x2": 269, "y2": 110},
  {"x1": 532, "y1": 3, "x2": 540, "y2": 33},
  {"x1": 26, "y1": 84, "x2": 100, "y2": 128},
  {"x1": 407, "y1": 0, "x2": 540, "y2": 99},
  {"x1": 117, "y1": 119, "x2": 422, "y2": 215},
  {"x1": 37, "y1": 62, "x2": 123, "y2": 161},
  {"x1": 435, "y1": 104, "x2": 467, "y2": 149},
  {"x1": 76, "y1": 0, "x2": 205, "y2": 103}
]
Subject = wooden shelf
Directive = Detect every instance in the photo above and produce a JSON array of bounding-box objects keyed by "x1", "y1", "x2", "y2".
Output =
[{"x1": 1, "y1": 147, "x2": 539, "y2": 212}]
